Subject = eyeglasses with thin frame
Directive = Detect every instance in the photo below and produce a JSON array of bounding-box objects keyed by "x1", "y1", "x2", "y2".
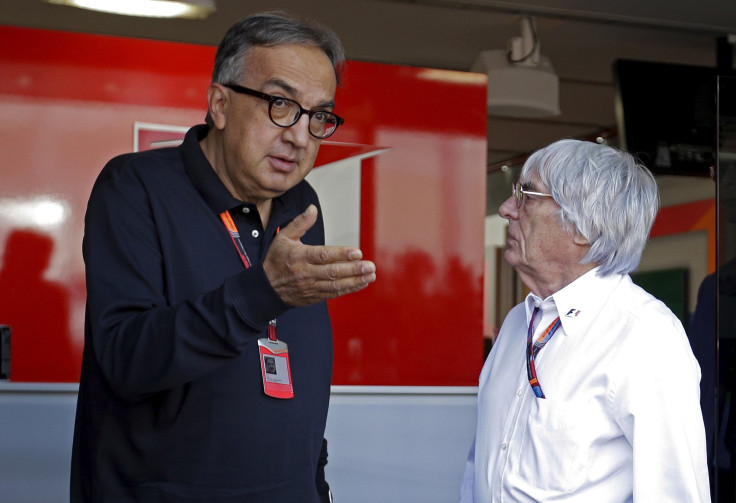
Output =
[
  {"x1": 223, "y1": 83, "x2": 344, "y2": 139},
  {"x1": 512, "y1": 182, "x2": 553, "y2": 208}
]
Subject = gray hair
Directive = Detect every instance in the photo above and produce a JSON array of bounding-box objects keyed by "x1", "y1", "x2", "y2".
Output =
[
  {"x1": 211, "y1": 11, "x2": 345, "y2": 86},
  {"x1": 521, "y1": 139, "x2": 659, "y2": 276}
]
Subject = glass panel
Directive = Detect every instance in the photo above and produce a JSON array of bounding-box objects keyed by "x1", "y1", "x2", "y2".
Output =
[{"x1": 717, "y1": 75, "x2": 736, "y2": 502}]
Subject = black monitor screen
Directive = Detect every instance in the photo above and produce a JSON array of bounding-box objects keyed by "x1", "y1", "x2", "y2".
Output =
[{"x1": 614, "y1": 59, "x2": 717, "y2": 177}]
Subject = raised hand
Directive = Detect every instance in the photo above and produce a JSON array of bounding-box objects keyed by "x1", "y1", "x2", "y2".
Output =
[{"x1": 263, "y1": 205, "x2": 377, "y2": 307}]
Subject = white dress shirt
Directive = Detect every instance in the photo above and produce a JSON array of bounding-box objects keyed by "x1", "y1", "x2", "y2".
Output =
[{"x1": 460, "y1": 269, "x2": 711, "y2": 502}]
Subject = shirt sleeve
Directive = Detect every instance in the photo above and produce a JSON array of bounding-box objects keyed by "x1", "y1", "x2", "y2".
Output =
[
  {"x1": 611, "y1": 311, "x2": 711, "y2": 502},
  {"x1": 459, "y1": 437, "x2": 476, "y2": 502},
  {"x1": 83, "y1": 157, "x2": 291, "y2": 402}
]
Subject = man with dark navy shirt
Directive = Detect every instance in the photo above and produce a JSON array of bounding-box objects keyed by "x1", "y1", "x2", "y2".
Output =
[{"x1": 71, "y1": 12, "x2": 375, "y2": 503}]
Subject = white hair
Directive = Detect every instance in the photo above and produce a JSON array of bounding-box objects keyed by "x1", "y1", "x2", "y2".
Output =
[{"x1": 521, "y1": 139, "x2": 659, "y2": 276}]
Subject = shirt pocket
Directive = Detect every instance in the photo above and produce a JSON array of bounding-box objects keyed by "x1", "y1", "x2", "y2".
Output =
[{"x1": 517, "y1": 397, "x2": 596, "y2": 493}]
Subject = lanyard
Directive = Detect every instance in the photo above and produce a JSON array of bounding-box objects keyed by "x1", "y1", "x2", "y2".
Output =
[
  {"x1": 526, "y1": 306, "x2": 561, "y2": 399},
  {"x1": 220, "y1": 210, "x2": 278, "y2": 342},
  {"x1": 220, "y1": 210, "x2": 252, "y2": 269}
]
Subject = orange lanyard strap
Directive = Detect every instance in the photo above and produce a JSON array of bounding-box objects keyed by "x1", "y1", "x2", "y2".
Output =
[
  {"x1": 220, "y1": 210, "x2": 279, "y2": 340},
  {"x1": 220, "y1": 210, "x2": 251, "y2": 269}
]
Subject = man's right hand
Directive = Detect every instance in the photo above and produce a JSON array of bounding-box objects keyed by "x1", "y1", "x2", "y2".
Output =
[{"x1": 263, "y1": 205, "x2": 377, "y2": 307}]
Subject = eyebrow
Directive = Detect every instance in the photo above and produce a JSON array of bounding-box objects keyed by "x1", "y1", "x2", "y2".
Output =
[{"x1": 263, "y1": 78, "x2": 336, "y2": 109}]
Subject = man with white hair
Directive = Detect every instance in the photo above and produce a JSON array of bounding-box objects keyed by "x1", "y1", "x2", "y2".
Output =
[{"x1": 461, "y1": 139, "x2": 710, "y2": 502}]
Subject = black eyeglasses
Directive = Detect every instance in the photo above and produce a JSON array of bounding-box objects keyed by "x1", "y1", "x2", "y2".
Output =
[
  {"x1": 512, "y1": 182, "x2": 553, "y2": 208},
  {"x1": 223, "y1": 83, "x2": 344, "y2": 139}
]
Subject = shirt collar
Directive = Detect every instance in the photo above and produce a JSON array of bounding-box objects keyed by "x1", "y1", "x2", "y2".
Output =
[
  {"x1": 180, "y1": 124, "x2": 241, "y2": 215},
  {"x1": 524, "y1": 268, "x2": 625, "y2": 337},
  {"x1": 179, "y1": 125, "x2": 303, "y2": 229}
]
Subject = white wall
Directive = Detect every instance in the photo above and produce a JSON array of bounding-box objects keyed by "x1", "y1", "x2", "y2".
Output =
[
  {"x1": 0, "y1": 384, "x2": 478, "y2": 503},
  {"x1": 0, "y1": 383, "x2": 77, "y2": 503},
  {"x1": 325, "y1": 386, "x2": 477, "y2": 503}
]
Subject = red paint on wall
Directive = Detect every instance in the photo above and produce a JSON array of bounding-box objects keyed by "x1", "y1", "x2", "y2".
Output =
[
  {"x1": 0, "y1": 25, "x2": 488, "y2": 385},
  {"x1": 0, "y1": 25, "x2": 215, "y2": 109}
]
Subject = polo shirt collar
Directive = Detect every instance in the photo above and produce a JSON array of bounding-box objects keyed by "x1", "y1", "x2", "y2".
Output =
[
  {"x1": 180, "y1": 124, "x2": 240, "y2": 215},
  {"x1": 179, "y1": 125, "x2": 303, "y2": 229}
]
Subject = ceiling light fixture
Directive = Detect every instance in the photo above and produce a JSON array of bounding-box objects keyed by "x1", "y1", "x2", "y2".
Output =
[
  {"x1": 45, "y1": 0, "x2": 216, "y2": 19},
  {"x1": 471, "y1": 16, "x2": 560, "y2": 118}
]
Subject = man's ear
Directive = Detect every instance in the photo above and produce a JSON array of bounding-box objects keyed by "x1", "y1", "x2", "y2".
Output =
[
  {"x1": 573, "y1": 230, "x2": 590, "y2": 246},
  {"x1": 207, "y1": 83, "x2": 228, "y2": 130}
]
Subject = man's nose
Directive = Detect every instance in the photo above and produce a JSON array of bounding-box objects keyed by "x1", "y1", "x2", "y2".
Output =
[
  {"x1": 283, "y1": 114, "x2": 312, "y2": 147},
  {"x1": 498, "y1": 195, "x2": 518, "y2": 220}
]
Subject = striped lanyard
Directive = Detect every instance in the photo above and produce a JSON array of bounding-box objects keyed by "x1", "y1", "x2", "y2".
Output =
[{"x1": 526, "y1": 306, "x2": 561, "y2": 399}]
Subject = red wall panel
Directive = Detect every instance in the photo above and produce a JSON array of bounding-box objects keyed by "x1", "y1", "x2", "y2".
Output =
[{"x1": 0, "y1": 25, "x2": 487, "y2": 385}]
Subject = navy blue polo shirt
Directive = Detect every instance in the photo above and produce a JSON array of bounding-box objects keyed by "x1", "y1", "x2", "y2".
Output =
[{"x1": 71, "y1": 125, "x2": 333, "y2": 503}]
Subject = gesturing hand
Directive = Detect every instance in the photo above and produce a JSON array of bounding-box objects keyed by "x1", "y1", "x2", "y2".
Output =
[{"x1": 263, "y1": 205, "x2": 377, "y2": 307}]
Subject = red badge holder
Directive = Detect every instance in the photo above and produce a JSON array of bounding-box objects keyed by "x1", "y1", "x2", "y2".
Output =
[{"x1": 258, "y1": 320, "x2": 294, "y2": 399}]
